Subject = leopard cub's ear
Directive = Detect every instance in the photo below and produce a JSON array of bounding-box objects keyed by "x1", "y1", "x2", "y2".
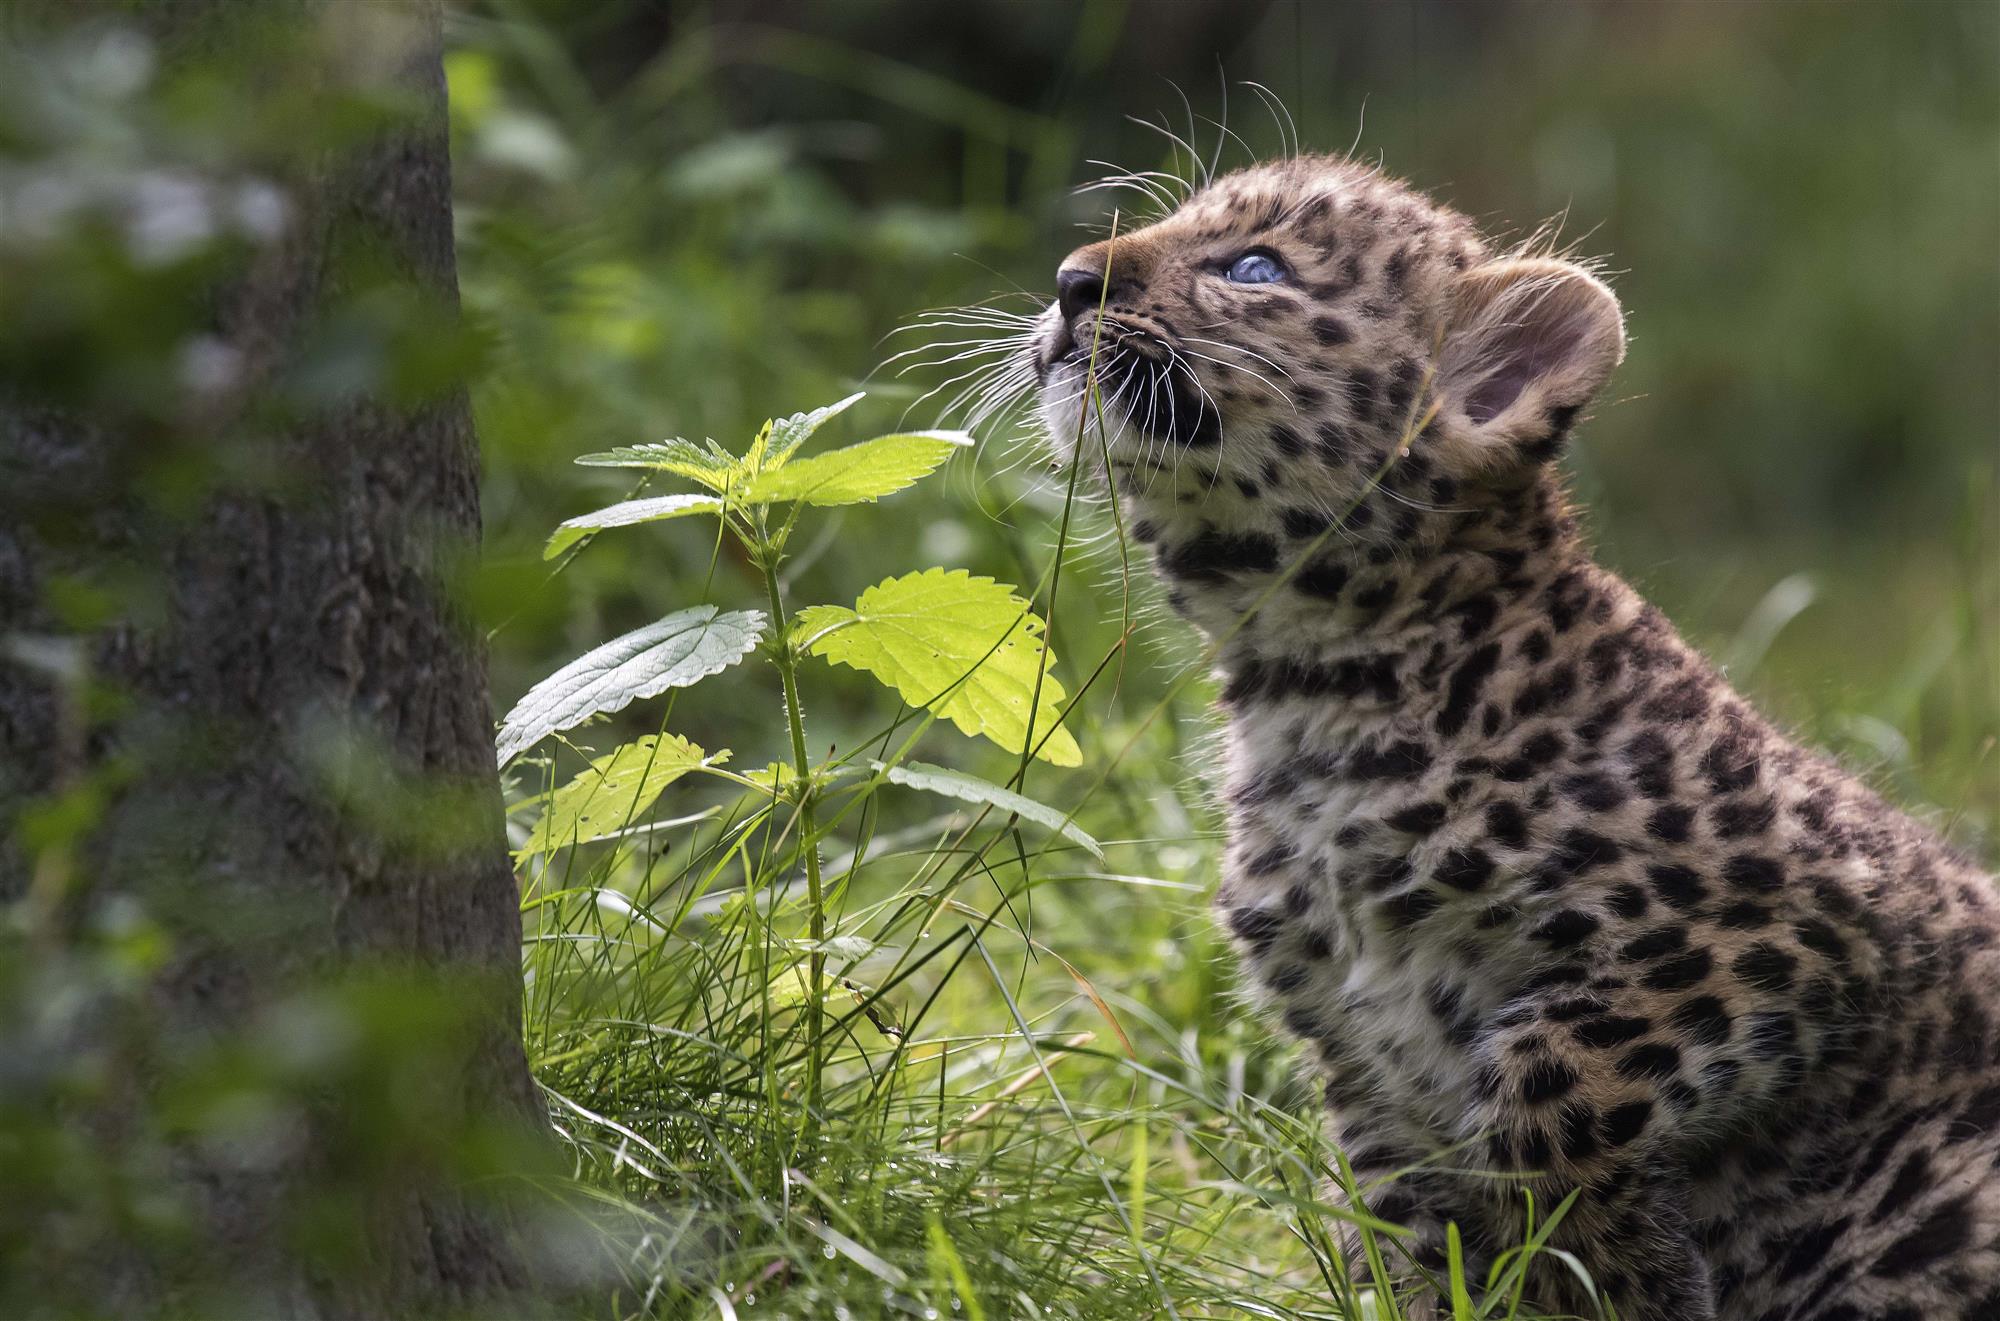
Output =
[{"x1": 1437, "y1": 257, "x2": 1624, "y2": 464}]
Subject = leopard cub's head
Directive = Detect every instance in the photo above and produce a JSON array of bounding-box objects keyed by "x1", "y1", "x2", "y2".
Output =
[{"x1": 1033, "y1": 155, "x2": 1625, "y2": 571}]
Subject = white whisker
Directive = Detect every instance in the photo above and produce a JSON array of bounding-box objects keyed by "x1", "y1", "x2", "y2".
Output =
[
  {"x1": 1180, "y1": 336, "x2": 1293, "y2": 379},
  {"x1": 1242, "y1": 80, "x2": 1298, "y2": 160},
  {"x1": 1175, "y1": 347, "x2": 1291, "y2": 408}
]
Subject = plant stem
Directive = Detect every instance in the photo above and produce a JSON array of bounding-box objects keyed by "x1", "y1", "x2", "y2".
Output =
[{"x1": 756, "y1": 523, "x2": 827, "y2": 1149}]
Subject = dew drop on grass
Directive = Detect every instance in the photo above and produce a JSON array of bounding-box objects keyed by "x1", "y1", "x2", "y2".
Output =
[{"x1": 822, "y1": 1244, "x2": 836, "y2": 1258}]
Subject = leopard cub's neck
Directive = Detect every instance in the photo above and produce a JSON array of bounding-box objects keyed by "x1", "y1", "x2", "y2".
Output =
[{"x1": 1121, "y1": 455, "x2": 1589, "y2": 729}]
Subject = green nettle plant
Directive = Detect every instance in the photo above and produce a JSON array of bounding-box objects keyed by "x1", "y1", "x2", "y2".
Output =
[
  {"x1": 499, "y1": 395, "x2": 1096, "y2": 1145},
  {"x1": 499, "y1": 393, "x2": 1581, "y2": 1321}
]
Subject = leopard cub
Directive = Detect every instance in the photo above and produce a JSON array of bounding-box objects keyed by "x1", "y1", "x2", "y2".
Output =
[{"x1": 1028, "y1": 155, "x2": 2000, "y2": 1320}]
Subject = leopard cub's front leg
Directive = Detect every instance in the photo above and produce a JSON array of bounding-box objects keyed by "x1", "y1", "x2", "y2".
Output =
[{"x1": 1321, "y1": 1012, "x2": 1719, "y2": 1321}]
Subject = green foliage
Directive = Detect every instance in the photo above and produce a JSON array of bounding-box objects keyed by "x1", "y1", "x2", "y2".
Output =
[
  {"x1": 575, "y1": 439, "x2": 746, "y2": 489},
  {"x1": 572, "y1": 413, "x2": 969, "y2": 516},
  {"x1": 799, "y1": 568, "x2": 1082, "y2": 767},
  {"x1": 736, "y1": 429, "x2": 970, "y2": 506},
  {"x1": 509, "y1": 391, "x2": 1392, "y2": 1317},
  {"x1": 524, "y1": 733, "x2": 721, "y2": 854},
  {"x1": 544, "y1": 494, "x2": 723, "y2": 560},
  {"x1": 552, "y1": 428, "x2": 968, "y2": 559},
  {"x1": 518, "y1": 395, "x2": 1072, "y2": 797},
  {"x1": 570, "y1": 394, "x2": 863, "y2": 491},
  {"x1": 880, "y1": 760, "x2": 1101, "y2": 859},
  {"x1": 495, "y1": 606, "x2": 766, "y2": 765}
]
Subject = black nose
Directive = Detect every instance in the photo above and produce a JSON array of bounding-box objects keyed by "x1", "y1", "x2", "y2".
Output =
[{"x1": 1056, "y1": 266, "x2": 1105, "y2": 322}]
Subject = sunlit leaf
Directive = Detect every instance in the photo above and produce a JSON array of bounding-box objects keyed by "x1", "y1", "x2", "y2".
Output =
[
  {"x1": 495, "y1": 606, "x2": 765, "y2": 766},
  {"x1": 543, "y1": 492, "x2": 725, "y2": 559},
  {"x1": 762, "y1": 391, "x2": 864, "y2": 466},
  {"x1": 880, "y1": 760, "x2": 1100, "y2": 858},
  {"x1": 797, "y1": 569, "x2": 1081, "y2": 766},
  {"x1": 523, "y1": 734, "x2": 724, "y2": 853},
  {"x1": 741, "y1": 431, "x2": 969, "y2": 506},
  {"x1": 573, "y1": 436, "x2": 737, "y2": 489},
  {"x1": 563, "y1": 397, "x2": 954, "y2": 518},
  {"x1": 741, "y1": 760, "x2": 801, "y2": 793}
]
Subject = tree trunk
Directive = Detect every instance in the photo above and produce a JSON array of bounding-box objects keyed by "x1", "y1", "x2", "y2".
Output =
[{"x1": 0, "y1": 2, "x2": 544, "y2": 1314}]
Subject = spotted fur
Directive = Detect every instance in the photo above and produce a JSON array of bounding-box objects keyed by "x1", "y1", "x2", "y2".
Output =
[{"x1": 1030, "y1": 155, "x2": 2000, "y2": 1320}]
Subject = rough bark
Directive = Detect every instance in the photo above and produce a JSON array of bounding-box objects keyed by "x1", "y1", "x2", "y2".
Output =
[{"x1": 0, "y1": 2, "x2": 543, "y2": 1314}]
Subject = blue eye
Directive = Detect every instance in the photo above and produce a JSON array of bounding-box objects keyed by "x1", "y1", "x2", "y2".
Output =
[{"x1": 1225, "y1": 251, "x2": 1286, "y2": 284}]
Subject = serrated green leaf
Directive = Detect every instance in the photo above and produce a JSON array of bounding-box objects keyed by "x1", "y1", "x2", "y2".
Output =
[
  {"x1": 880, "y1": 760, "x2": 1101, "y2": 858},
  {"x1": 741, "y1": 760, "x2": 801, "y2": 793},
  {"x1": 573, "y1": 436, "x2": 737, "y2": 489},
  {"x1": 741, "y1": 431, "x2": 969, "y2": 506},
  {"x1": 565, "y1": 396, "x2": 954, "y2": 522},
  {"x1": 763, "y1": 391, "x2": 864, "y2": 466},
  {"x1": 523, "y1": 734, "x2": 724, "y2": 854},
  {"x1": 739, "y1": 417, "x2": 776, "y2": 474},
  {"x1": 797, "y1": 569, "x2": 1082, "y2": 766},
  {"x1": 495, "y1": 606, "x2": 765, "y2": 767},
  {"x1": 543, "y1": 493, "x2": 725, "y2": 559}
]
